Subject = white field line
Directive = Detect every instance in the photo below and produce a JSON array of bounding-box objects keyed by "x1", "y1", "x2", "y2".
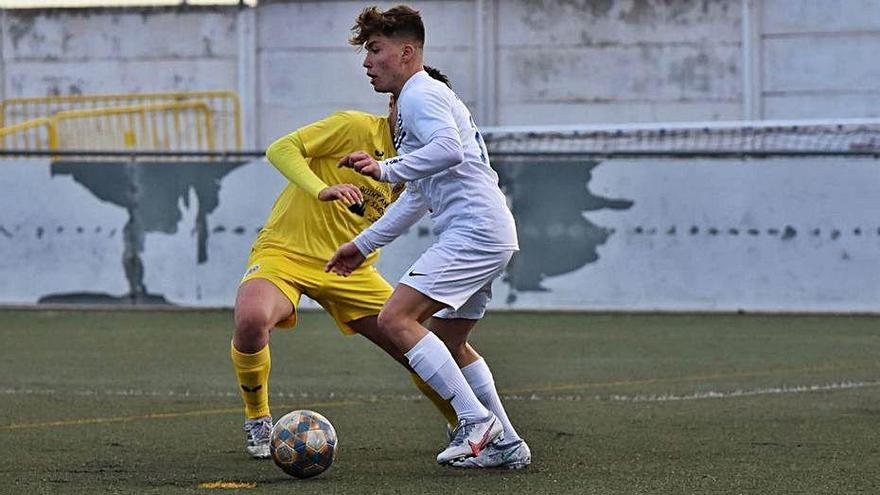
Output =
[
  {"x1": 601, "y1": 380, "x2": 880, "y2": 402},
  {"x1": 2, "y1": 380, "x2": 879, "y2": 403},
  {"x1": 3, "y1": 380, "x2": 879, "y2": 431}
]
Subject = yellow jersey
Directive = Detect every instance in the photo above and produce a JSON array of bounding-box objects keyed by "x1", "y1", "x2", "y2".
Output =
[{"x1": 253, "y1": 111, "x2": 397, "y2": 265}]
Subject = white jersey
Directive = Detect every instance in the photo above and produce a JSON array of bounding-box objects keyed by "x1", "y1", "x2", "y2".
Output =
[{"x1": 353, "y1": 70, "x2": 519, "y2": 255}]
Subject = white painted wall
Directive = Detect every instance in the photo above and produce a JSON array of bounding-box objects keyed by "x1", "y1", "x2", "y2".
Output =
[
  {"x1": 540, "y1": 157, "x2": 880, "y2": 312},
  {"x1": 1, "y1": 156, "x2": 877, "y2": 312},
  {"x1": 1, "y1": 1, "x2": 878, "y2": 145},
  {"x1": 0, "y1": 161, "x2": 130, "y2": 304}
]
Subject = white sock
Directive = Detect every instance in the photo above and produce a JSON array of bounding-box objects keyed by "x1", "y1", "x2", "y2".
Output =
[
  {"x1": 461, "y1": 358, "x2": 522, "y2": 443},
  {"x1": 405, "y1": 333, "x2": 490, "y2": 422}
]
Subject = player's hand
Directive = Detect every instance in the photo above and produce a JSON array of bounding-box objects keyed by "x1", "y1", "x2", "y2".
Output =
[
  {"x1": 325, "y1": 242, "x2": 366, "y2": 277},
  {"x1": 338, "y1": 151, "x2": 381, "y2": 180},
  {"x1": 318, "y1": 184, "x2": 364, "y2": 206},
  {"x1": 338, "y1": 151, "x2": 370, "y2": 169}
]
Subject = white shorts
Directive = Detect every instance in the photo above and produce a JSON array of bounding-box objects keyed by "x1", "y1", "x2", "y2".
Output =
[{"x1": 398, "y1": 241, "x2": 514, "y2": 320}]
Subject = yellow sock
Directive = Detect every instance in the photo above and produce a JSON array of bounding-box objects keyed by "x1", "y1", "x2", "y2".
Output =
[
  {"x1": 230, "y1": 342, "x2": 271, "y2": 419},
  {"x1": 410, "y1": 372, "x2": 457, "y2": 427}
]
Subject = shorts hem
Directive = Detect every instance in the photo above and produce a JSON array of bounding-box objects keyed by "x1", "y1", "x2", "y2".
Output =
[
  {"x1": 240, "y1": 274, "x2": 298, "y2": 328},
  {"x1": 398, "y1": 280, "x2": 460, "y2": 311},
  {"x1": 337, "y1": 309, "x2": 382, "y2": 335}
]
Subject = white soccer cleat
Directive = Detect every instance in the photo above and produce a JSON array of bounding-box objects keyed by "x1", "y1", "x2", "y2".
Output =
[
  {"x1": 450, "y1": 439, "x2": 531, "y2": 469},
  {"x1": 436, "y1": 414, "x2": 503, "y2": 465},
  {"x1": 243, "y1": 416, "x2": 272, "y2": 459},
  {"x1": 446, "y1": 423, "x2": 456, "y2": 442}
]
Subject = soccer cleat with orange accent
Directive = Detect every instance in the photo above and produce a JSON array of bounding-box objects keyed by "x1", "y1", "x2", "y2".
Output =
[
  {"x1": 436, "y1": 414, "x2": 503, "y2": 465},
  {"x1": 450, "y1": 439, "x2": 531, "y2": 469}
]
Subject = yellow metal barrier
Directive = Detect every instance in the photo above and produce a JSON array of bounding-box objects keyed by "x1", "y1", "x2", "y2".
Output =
[
  {"x1": 51, "y1": 101, "x2": 216, "y2": 157},
  {"x1": 0, "y1": 118, "x2": 57, "y2": 154},
  {"x1": 0, "y1": 102, "x2": 216, "y2": 160},
  {"x1": 0, "y1": 90, "x2": 240, "y2": 151}
]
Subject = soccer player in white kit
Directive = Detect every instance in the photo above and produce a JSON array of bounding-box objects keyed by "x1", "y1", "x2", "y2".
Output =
[{"x1": 326, "y1": 5, "x2": 530, "y2": 468}]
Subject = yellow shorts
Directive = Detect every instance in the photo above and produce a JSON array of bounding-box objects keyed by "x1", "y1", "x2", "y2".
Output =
[{"x1": 240, "y1": 248, "x2": 392, "y2": 335}]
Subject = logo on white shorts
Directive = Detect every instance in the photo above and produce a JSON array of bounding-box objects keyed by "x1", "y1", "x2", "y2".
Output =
[{"x1": 408, "y1": 270, "x2": 427, "y2": 277}]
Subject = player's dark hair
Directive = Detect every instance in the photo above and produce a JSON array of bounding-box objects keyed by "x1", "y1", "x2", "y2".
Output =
[
  {"x1": 349, "y1": 5, "x2": 425, "y2": 47},
  {"x1": 423, "y1": 65, "x2": 451, "y2": 88}
]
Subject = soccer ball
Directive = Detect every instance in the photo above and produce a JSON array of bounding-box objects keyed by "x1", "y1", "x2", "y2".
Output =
[{"x1": 270, "y1": 410, "x2": 338, "y2": 479}]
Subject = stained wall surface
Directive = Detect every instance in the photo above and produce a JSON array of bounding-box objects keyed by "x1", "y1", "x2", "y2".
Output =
[
  {"x1": 1, "y1": 0, "x2": 877, "y2": 147},
  {"x1": 2, "y1": 156, "x2": 877, "y2": 312},
  {"x1": 2, "y1": 1, "x2": 878, "y2": 311}
]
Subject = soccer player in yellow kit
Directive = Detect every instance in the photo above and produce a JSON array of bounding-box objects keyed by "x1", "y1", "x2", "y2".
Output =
[{"x1": 230, "y1": 70, "x2": 457, "y2": 458}]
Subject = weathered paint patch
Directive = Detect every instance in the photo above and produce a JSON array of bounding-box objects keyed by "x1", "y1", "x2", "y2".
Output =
[
  {"x1": 42, "y1": 160, "x2": 246, "y2": 304},
  {"x1": 495, "y1": 159, "x2": 632, "y2": 298}
]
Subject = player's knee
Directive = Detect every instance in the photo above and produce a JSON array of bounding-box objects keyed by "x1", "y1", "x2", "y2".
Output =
[
  {"x1": 443, "y1": 338, "x2": 467, "y2": 357},
  {"x1": 376, "y1": 309, "x2": 402, "y2": 334},
  {"x1": 234, "y1": 307, "x2": 273, "y2": 341},
  {"x1": 377, "y1": 306, "x2": 418, "y2": 336}
]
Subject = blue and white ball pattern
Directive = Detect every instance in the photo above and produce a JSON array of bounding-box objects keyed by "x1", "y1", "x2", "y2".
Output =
[{"x1": 270, "y1": 410, "x2": 338, "y2": 479}]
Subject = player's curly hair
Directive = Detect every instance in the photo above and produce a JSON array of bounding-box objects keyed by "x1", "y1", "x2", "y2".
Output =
[
  {"x1": 423, "y1": 65, "x2": 451, "y2": 88},
  {"x1": 349, "y1": 5, "x2": 425, "y2": 47}
]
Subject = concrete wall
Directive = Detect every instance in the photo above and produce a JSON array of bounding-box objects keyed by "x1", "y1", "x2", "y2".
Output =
[
  {"x1": 1, "y1": 2, "x2": 879, "y2": 312},
  {"x1": 1, "y1": 1, "x2": 879, "y2": 146},
  {"x1": 759, "y1": 0, "x2": 880, "y2": 119},
  {"x1": 256, "y1": 0, "x2": 479, "y2": 147},
  {"x1": 0, "y1": 7, "x2": 239, "y2": 96},
  {"x1": 495, "y1": 0, "x2": 743, "y2": 124},
  {"x1": 1, "y1": 156, "x2": 878, "y2": 312}
]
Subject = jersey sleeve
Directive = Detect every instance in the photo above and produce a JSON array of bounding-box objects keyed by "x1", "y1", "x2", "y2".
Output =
[
  {"x1": 265, "y1": 131, "x2": 328, "y2": 198},
  {"x1": 378, "y1": 89, "x2": 464, "y2": 183},
  {"x1": 353, "y1": 187, "x2": 429, "y2": 255},
  {"x1": 266, "y1": 112, "x2": 371, "y2": 198}
]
